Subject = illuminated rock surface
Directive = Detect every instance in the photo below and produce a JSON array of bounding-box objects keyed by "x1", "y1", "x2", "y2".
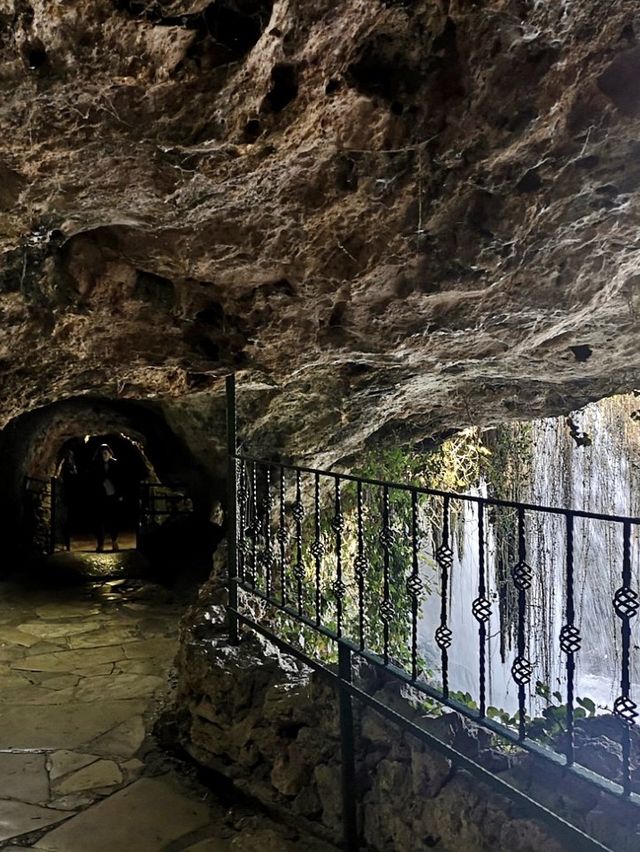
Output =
[{"x1": 0, "y1": 1, "x2": 638, "y2": 458}]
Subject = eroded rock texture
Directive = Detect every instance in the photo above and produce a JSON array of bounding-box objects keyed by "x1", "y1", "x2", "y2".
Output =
[{"x1": 0, "y1": 0, "x2": 639, "y2": 456}]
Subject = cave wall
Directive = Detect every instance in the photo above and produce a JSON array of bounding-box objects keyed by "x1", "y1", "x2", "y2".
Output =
[{"x1": 0, "y1": 0, "x2": 638, "y2": 465}]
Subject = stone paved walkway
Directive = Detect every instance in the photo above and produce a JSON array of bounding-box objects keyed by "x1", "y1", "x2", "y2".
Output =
[{"x1": 0, "y1": 576, "x2": 336, "y2": 851}]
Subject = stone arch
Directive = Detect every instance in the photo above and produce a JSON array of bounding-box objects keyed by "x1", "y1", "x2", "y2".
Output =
[{"x1": 0, "y1": 395, "x2": 223, "y2": 573}]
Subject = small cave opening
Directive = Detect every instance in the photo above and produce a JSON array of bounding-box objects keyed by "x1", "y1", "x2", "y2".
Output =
[
  {"x1": 242, "y1": 117, "x2": 263, "y2": 143},
  {"x1": 201, "y1": 0, "x2": 274, "y2": 57},
  {"x1": 114, "y1": 0, "x2": 275, "y2": 68},
  {"x1": 23, "y1": 40, "x2": 48, "y2": 70},
  {"x1": 262, "y1": 63, "x2": 299, "y2": 114},
  {"x1": 325, "y1": 78, "x2": 341, "y2": 95}
]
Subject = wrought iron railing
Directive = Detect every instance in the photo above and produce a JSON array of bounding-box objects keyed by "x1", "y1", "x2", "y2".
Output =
[{"x1": 224, "y1": 377, "x2": 639, "y2": 852}]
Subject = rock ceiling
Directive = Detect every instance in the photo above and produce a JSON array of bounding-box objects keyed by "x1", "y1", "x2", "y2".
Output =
[{"x1": 0, "y1": 0, "x2": 639, "y2": 460}]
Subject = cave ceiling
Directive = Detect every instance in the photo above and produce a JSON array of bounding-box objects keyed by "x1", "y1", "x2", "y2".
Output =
[{"x1": 0, "y1": 0, "x2": 639, "y2": 461}]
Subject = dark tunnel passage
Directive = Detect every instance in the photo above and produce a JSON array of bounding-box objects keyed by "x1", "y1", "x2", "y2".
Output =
[
  {"x1": 55, "y1": 432, "x2": 152, "y2": 553},
  {"x1": 0, "y1": 396, "x2": 226, "y2": 584}
]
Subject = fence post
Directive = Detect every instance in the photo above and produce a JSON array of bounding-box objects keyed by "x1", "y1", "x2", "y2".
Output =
[
  {"x1": 338, "y1": 640, "x2": 358, "y2": 851},
  {"x1": 226, "y1": 373, "x2": 239, "y2": 646}
]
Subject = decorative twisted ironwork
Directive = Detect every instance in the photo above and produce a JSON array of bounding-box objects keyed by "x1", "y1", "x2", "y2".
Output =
[
  {"x1": 247, "y1": 515, "x2": 261, "y2": 538},
  {"x1": 279, "y1": 467, "x2": 288, "y2": 607},
  {"x1": 353, "y1": 553, "x2": 368, "y2": 579},
  {"x1": 277, "y1": 525, "x2": 290, "y2": 545},
  {"x1": 512, "y1": 560, "x2": 533, "y2": 591},
  {"x1": 293, "y1": 470, "x2": 303, "y2": 612},
  {"x1": 436, "y1": 496, "x2": 452, "y2": 697},
  {"x1": 237, "y1": 461, "x2": 247, "y2": 582},
  {"x1": 435, "y1": 542, "x2": 453, "y2": 571},
  {"x1": 379, "y1": 525, "x2": 395, "y2": 549},
  {"x1": 263, "y1": 466, "x2": 273, "y2": 599},
  {"x1": 409, "y1": 504, "x2": 424, "y2": 673},
  {"x1": 615, "y1": 522, "x2": 638, "y2": 796},
  {"x1": 613, "y1": 586, "x2": 639, "y2": 620},
  {"x1": 233, "y1": 449, "x2": 640, "y2": 812},
  {"x1": 435, "y1": 625, "x2": 452, "y2": 650},
  {"x1": 475, "y1": 500, "x2": 489, "y2": 717},
  {"x1": 334, "y1": 477, "x2": 344, "y2": 636},
  {"x1": 332, "y1": 578, "x2": 347, "y2": 599},
  {"x1": 332, "y1": 512, "x2": 345, "y2": 535},
  {"x1": 512, "y1": 507, "x2": 531, "y2": 740},
  {"x1": 248, "y1": 462, "x2": 258, "y2": 588},
  {"x1": 559, "y1": 624, "x2": 581, "y2": 655},
  {"x1": 313, "y1": 472, "x2": 322, "y2": 626},
  {"x1": 472, "y1": 596, "x2": 491, "y2": 623},
  {"x1": 381, "y1": 485, "x2": 393, "y2": 664},
  {"x1": 356, "y1": 481, "x2": 366, "y2": 651},
  {"x1": 614, "y1": 696, "x2": 639, "y2": 724},
  {"x1": 406, "y1": 573, "x2": 423, "y2": 599},
  {"x1": 380, "y1": 598, "x2": 396, "y2": 623},
  {"x1": 562, "y1": 514, "x2": 578, "y2": 765},
  {"x1": 511, "y1": 656, "x2": 533, "y2": 686}
]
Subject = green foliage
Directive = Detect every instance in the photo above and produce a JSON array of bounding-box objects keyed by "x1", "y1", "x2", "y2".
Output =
[
  {"x1": 484, "y1": 682, "x2": 597, "y2": 746},
  {"x1": 449, "y1": 690, "x2": 478, "y2": 712},
  {"x1": 258, "y1": 424, "x2": 536, "y2": 685},
  {"x1": 525, "y1": 680, "x2": 596, "y2": 744}
]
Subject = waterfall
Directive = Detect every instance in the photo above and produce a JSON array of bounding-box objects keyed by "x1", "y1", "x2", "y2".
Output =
[{"x1": 418, "y1": 393, "x2": 640, "y2": 715}]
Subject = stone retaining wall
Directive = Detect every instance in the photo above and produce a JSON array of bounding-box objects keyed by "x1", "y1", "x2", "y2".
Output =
[{"x1": 173, "y1": 567, "x2": 640, "y2": 852}]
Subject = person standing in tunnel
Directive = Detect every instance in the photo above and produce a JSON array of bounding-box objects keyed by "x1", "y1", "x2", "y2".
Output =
[
  {"x1": 57, "y1": 448, "x2": 79, "y2": 551},
  {"x1": 91, "y1": 443, "x2": 123, "y2": 552}
]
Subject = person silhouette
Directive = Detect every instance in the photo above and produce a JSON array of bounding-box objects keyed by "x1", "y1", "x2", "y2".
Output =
[
  {"x1": 57, "y1": 448, "x2": 79, "y2": 551},
  {"x1": 92, "y1": 444, "x2": 123, "y2": 552}
]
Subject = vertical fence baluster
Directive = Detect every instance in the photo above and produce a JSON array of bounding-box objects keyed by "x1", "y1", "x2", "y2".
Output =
[
  {"x1": 264, "y1": 466, "x2": 272, "y2": 600},
  {"x1": 355, "y1": 481, "x2": 366, "y2": 651},
  {"x1": 560, "y1": 514, "x2": 580, "y2": 766},
  {"x1": 250, "y1": 461, "x2": 258, "y2": 590},
  {"x1": 338, "y1": 642, "x2": 358, "y2": 851},
  {"x1": 237, "y1": 461, "x2": 246, "y2": 584},
  {"x1": 511, "y1": 507, "x2": 533, "y2": 741},
  {"x1": 226, "y1": 374, "x2": 238, "y2": 644},
  {"x1": 312, "y1": 473, "x2": 323, "y2": 626},
  {"x1": 613, "y1": 521, "x2": 638, "y2": 796},
  {"x1": 380, "y1": 485, "x2": 395, "y2": 666},
  {"x1": 278, "y1": 466, "x2": 287, "y2": 606},
  {"x1": 407, "y1": 490, "x2": 423, "y2": 683},
  {"x1": 332, "y1": 477, "x2": 346, "y2": 637},
  {"x1": 292, "y1": 470, "x2": 304, "y2": 614},
  {"x1": 472, "y1": 500, "x2": 491, "y2": 717},
  {"x1": 435, "y1": 496, "x2": 453, "y2": 699}
]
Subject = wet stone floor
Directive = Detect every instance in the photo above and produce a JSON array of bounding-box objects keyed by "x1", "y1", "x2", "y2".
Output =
[{"x1": 0, "y1": 575, "x2": 335, "y2": 852}]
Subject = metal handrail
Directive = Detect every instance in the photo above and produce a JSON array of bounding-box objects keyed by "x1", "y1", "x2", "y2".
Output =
[
  {"x1": 234, "y1": 451, "x2": 640, "y2": 525},
  {"x1": 226, "y1": 376, "x2": 639, "y2": 851}
]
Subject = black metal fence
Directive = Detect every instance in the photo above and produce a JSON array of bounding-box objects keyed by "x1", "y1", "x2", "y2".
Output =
[{"x1": 225, "y1": 377, "x2": 639, "y2": 852}]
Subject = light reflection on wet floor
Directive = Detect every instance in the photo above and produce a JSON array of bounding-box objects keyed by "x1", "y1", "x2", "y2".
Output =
[{"x1": 0, "y1": 577, "x2": 335, "y2": 851}]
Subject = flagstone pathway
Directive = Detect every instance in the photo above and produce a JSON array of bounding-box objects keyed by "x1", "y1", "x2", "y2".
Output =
[{"x1": 0, "y1": 577, "x2": 335, "y2": 852}]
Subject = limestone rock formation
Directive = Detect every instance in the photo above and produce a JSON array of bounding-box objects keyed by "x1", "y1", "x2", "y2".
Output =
[{"x1": 0, "y1": 0, "x2": 639, "y2": 459}]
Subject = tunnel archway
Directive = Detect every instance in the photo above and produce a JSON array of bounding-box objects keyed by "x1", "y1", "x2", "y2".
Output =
[
  {"x1": 55, "y1": 432, "x2": 154, "y2": 553},
  {"x1": 0, "y1": 395, "x2": 226, "y2": 580}
]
